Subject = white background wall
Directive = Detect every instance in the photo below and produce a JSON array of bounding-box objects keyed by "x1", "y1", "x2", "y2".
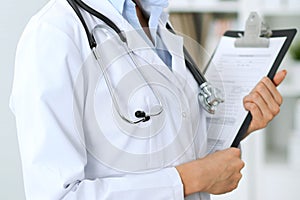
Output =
[{"x1": 0, "y1": 0, "x2": 48, "y2": 199}]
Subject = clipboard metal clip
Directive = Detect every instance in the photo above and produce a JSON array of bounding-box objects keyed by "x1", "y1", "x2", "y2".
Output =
[{"x1": 235, "y1": 12, "x2": 272, "y2": 48}]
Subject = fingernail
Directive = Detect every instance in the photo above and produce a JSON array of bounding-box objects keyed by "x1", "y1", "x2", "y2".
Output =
[{"x1": 282, "y1": 69, "x2": 287, "y2": 76}]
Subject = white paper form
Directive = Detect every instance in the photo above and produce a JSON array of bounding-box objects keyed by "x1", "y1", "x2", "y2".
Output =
[{"x1": 205, "y1": 36, "x2": 287, "y2": 153}]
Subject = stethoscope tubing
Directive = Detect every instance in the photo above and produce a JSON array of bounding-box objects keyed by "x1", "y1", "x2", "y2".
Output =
[
  {"x1": 66, "y1": 0, "x2": 224, "y2": 116},
  {"x1": 66, "y1": 0, "x2": 207, "y2": 87},
  {"x1": 91, "y1": 24, "x2": 164, "y2": 124}
]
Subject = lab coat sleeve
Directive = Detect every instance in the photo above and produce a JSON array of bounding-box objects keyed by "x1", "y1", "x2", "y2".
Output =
[{"x1": 10, "y1": 19, "x2": 184, "y2": 200}]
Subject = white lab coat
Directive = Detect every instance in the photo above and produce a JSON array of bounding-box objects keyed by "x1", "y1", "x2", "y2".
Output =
[{"x1": 10, "y1": 0, "x2": 210, "y2": 199}]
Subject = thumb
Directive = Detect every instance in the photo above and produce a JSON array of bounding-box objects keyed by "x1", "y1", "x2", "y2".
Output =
[{"x1": 273, "y1": 69, "x2": 287, "y2": 86}]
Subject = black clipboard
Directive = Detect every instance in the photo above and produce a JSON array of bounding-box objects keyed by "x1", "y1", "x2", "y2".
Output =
[{"x1": 226, "y1": 28, "x2": 297, "y2": 147}]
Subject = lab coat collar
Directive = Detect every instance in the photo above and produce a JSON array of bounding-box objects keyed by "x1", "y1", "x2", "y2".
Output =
[
  {"x1": 108, "y1": 0, "x2": 126, "y2": 14},
  {"x1": 82, "y1": 0, "x2": 129, "y2": 29}
]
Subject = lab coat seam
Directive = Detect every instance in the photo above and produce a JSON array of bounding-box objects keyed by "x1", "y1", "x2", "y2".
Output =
[
  {"x1": 29, "y1": 0, "x2": 57, "y2": 23},
  {"x1": 27, "y1": 0, "x2": 86, "y2": 61}
]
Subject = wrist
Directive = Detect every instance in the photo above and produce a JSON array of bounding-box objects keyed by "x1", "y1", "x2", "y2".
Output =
[{"x1": 175, "y1": 160, "x2": 206, "y2": 196}]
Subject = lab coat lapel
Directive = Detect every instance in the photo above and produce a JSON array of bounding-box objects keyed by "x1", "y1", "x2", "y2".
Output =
[
  {"x1": 158, "y1": 26, "x2": 188, "y2": 88},
  {"x1": 122, "y1": 28, "x2": 184, "y2": 90},
  {"x1": 124, "y1": 30, "x2": 182, "y2": 87}
]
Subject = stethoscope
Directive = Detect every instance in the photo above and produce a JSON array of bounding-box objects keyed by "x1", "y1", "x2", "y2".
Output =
[{"x1": 67, "y1": 0, "x2": 224, "y2": 124}]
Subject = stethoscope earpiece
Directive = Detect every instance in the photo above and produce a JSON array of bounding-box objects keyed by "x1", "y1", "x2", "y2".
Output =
[
  {"x1": 135, "y1": 110, "x2": 146, "y2": 118},
  {"x1": 135, "y1": 111, "x2": 150, "y2": 122}
]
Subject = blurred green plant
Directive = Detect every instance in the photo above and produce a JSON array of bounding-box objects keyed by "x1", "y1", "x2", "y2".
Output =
[{"x1": 290, "y1": 40, "x2": 300, "y2": 61}]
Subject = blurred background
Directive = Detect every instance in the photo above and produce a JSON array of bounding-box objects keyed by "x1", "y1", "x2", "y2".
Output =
[{"x1": 1, "y1": 0, "x2": 300, "y2": 199}]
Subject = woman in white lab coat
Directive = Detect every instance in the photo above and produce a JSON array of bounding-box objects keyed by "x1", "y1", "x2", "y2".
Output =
[{"x1": 10, "y1": 0, "x2": 286, "y2": 199}]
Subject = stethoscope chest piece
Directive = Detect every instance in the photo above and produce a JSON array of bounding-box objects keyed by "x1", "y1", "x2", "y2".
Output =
[{"x1": 198, "y1": 82, "x2": 224, "y2": 114}]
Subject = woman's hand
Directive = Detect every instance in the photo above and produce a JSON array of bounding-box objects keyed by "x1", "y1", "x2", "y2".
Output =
[
  {"x1": 244, "y1": 70, "x2": 287, "y2": 136},
  {"x1": 176, "y1": 148, "x2": 244, "y2": 196}
]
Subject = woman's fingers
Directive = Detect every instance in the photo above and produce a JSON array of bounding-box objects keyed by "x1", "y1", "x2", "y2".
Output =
[
  {"x1": 273, "y1": 69, "x2": 287, "y2": 86},
  {"x1": 244, "y1": 70, "x2": 287, "y2": 134}
]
